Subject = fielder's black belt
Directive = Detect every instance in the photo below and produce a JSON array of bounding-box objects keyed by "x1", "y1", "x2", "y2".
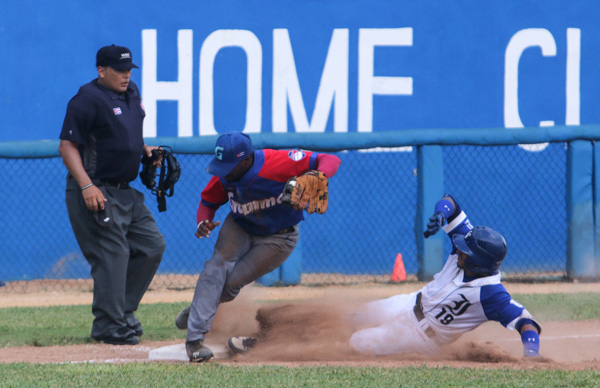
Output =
[
  {"x1": 276, "y1": 226, "x2": 295, "y2": 234},
  {"x1": 94, "y1": 180, "x2": 130, "y2": 189},
  {"x1": 413, "y1": 292, "x2": 436, "y2": 338}
]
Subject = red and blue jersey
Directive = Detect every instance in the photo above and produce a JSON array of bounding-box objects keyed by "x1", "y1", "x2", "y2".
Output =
[{"x1": 201, "y1": 149, "x2": 319, "y2": 236}]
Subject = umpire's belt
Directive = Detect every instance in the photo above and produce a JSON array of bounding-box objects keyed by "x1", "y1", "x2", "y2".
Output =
[
  {"x1": 413, "y1": 292, "x2": 436, "y2": 338},
  {"x1": 94, "y1": 180, "x2": 130, "y2": 189}
]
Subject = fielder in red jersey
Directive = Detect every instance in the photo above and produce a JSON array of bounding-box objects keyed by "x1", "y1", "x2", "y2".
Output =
[{"x1": 176, "y1": 131, "x2": 341, "y2": 362}]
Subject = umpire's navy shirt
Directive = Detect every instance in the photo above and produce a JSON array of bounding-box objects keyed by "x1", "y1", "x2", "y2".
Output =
[{"x1": 60, "y1": 79, "x2": 145, "y2": 182}]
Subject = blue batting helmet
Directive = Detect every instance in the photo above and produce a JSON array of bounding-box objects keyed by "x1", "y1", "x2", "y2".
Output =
[{"x1": 452, "y1": 226, "x2": 507, "y2": 275}]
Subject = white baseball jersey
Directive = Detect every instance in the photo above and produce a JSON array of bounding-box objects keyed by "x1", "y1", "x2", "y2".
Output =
[{"x1": 349, "y1": 210, "x2": 541, "y2": 356}]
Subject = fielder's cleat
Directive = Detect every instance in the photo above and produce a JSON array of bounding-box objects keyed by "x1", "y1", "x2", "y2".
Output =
[
  {"x1": 175, "y1": 305, "x2": 191, "y2": 330},
  {"x1": 186, "y1": 340, "x2": 214, "y2": 362},
  {"x1": 227, "y1": 336, "x2": 258, "y2": 354}
]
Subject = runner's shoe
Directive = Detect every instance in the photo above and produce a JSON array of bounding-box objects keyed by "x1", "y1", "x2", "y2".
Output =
[{"x1": 227, "y1": 336, "x2": 258, "y2": 354}]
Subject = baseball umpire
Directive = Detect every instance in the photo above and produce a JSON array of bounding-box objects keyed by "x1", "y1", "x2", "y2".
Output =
[
  {"x1": 348, "y1": 194, "x2": 542, "y2": 358},
  {"x1": 59, "y1": 44, "x2": 165, "y2": 345},
  {"x1": 175, "y1": 131, "x2": 341, "y2": 362}
]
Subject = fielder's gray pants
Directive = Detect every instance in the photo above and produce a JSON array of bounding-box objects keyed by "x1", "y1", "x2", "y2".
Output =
[
  {"x1": 65, "y1": 177, "x2": 165, "y2": 339},
  {"x1": 187, "y1": 213, "x2": 298, "y2": 341}
]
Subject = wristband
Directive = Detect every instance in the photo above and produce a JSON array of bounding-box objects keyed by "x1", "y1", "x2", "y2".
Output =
[
  {"x1": 434, "y1": 199, "x2": 454, "y2": 219},
  {"x1": 80, "y1": 183, "x2": 94, "y2": 191},
  {"x1": 521, "y1": 329, "x2": 540, "y2": 355}
]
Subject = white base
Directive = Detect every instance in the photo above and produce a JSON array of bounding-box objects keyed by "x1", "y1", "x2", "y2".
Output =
[{"x1": 149, "y1": 343, "x2": 230, "y2": 361}]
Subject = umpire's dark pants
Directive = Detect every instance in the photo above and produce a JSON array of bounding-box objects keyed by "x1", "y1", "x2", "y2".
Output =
[{"x1": 65, "y1": 177, "x2": 165, "y2": 339}]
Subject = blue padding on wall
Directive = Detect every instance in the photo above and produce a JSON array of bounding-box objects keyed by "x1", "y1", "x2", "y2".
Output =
[
  {"x1": 147, "y1": 126, "x2": 600, "y2": 151},
  {"x1": 594, "y1": 142, "x2": 600, "y2": 278},
  {"x1": 4, "y1": 125, "x2": 600, "y2": 158},
  {"x1": 416, "y1": 145, "x2": 444, "y2": 280},
  {"x1": 566, "y1": 140, "x2": 595, "y2": 278}
]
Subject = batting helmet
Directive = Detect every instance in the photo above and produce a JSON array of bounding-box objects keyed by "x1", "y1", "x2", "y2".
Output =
[{"x1": 452, "y1": 226, "x2": 507, "y2": 275}]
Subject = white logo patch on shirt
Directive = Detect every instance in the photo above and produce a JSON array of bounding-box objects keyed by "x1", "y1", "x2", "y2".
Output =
[
  {"x1": 288, "y1": 150, "x2": 306, "y2": 161},
  {"x1": 113, "y1": 107, "x2": 122, "y2": 115}
]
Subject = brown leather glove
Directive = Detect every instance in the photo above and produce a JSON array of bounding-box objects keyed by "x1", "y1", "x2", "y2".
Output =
[{"x1": 281, "y1": 170, "x2": 328, "y2": 214}]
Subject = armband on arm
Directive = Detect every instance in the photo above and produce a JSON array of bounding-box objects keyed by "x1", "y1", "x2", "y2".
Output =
[
  {"x1": 315, "y1": 153, "x2": 341, "y2": 178},
  {"x1": 197, "y1": 202, "x2": 217, "y2": 225}
]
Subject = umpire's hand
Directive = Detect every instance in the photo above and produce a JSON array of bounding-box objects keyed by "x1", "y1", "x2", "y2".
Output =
[
  {"x1": 195, "y1": 219, "x2": 221, "y2": 239},
  {"x1": 143, "y1": 144, "x2": 163, "y2": 166},
  {"x1": 82, "y1": 185, "x2": 107, "y2": 212}
]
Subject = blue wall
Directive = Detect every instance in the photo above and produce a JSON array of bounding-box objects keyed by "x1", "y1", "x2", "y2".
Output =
[
  {"x1": 2, "y1": 1, "x2": 599, "y2": 281},
  {"x1": 1, "y1": 1, "x2": 598, "y2": 141}
]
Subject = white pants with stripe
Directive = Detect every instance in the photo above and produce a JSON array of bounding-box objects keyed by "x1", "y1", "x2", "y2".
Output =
[{"x1": 349, "y1": 292, "x2": 440, "y2": 356}]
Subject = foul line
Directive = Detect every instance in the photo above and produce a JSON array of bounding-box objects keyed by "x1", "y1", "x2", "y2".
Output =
[{"x1": 501, "y1": 333, "x2": 600, "y2": 342}]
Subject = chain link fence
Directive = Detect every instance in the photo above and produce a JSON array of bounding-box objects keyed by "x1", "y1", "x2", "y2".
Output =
[{"x1": 0, "y1": 140, "x2": 570, "y2": 293}]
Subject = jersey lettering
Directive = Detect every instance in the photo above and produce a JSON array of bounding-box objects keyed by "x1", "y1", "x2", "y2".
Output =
[
  {"x1": 434, "y1": 294, "x2": 473, "y2": 325},
  {"x1": 228, "y1": 192, "x2": 282, "y2": 216}
]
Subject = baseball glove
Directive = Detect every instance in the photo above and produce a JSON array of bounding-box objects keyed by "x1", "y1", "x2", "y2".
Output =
[{"x1": 281, "y1": 170, "x2": 328, "y2": 214}]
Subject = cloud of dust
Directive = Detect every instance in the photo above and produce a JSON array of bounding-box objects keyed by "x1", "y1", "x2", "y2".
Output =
[{"x1": 204, "y1": 288, "x2": 549, "y2": 364}]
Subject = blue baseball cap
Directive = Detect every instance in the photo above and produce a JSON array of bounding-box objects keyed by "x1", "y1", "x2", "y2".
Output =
[{"x1": 206, "y1": 132, "x2": 253, "y2": 177}]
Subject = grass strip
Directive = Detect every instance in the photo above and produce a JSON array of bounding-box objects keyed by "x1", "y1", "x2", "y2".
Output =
[{"x1": 0, "y1": 363, "x2": 598, "y2": 388}]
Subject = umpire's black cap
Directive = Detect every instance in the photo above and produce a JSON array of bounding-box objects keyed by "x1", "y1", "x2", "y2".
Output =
[{"x1": 96, "y1": 44, "x2": 139, "y2": 70}]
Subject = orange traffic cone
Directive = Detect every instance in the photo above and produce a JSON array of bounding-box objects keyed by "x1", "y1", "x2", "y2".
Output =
[{"x1": 391, "y1": 253, "x2": 407, "y2": 282}]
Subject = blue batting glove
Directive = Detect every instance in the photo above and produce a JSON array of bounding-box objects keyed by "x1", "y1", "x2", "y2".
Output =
[{"x1": 424, "y1": 212, "x2": 445, "y2": 238}]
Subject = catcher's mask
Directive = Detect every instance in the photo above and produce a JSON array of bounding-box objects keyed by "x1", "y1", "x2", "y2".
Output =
[
  {"x1": 139, "y1": 146, "x2": 181, "y2": 212},
  {"x1": 452, "y1": 226, "x2": 507, "y2": 275}
]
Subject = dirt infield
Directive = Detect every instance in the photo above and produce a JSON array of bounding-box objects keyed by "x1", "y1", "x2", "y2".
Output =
[{"x1": 1, "y1": 282, "x2": 600, "y2": 369}]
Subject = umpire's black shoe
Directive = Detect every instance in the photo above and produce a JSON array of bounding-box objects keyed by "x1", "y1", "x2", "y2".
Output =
[
  {"x1": 95, "y1": 327, "x2": 139, "y2": 346},
  {"x1": 128, "y1": 322, "x2": 143, "y2": 337},
  {"x1": 186, "y1": 340, "x2": 214, "y2": 362},
  {"x1": 126, "y1": 316, "x2": 144, "y2": 337}
]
